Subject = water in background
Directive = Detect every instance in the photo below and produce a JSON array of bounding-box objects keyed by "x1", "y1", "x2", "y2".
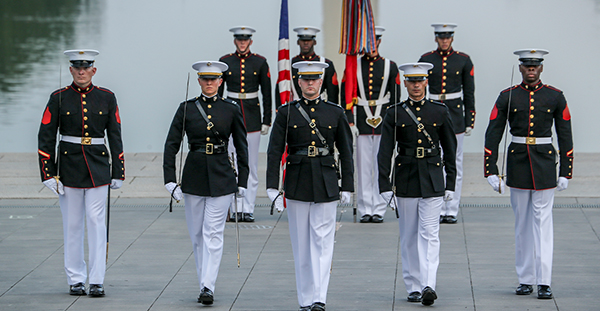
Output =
[{"x1": 1, "y1": 0, "x2": 599, "y2": 153}]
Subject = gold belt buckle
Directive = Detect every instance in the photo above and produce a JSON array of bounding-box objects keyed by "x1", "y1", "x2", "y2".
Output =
[
  {"x1": 238, "y1": 93, "x2": 247, "y2": 99},
  {"x1": 368, "y1": 100, "x2": 377, "y2": 106},
  {"x1": 308, "y1": 146, "x2": 317, "y2": 157},
  {"x1": 416, "y1": 147, "x2": 425, "y2": 158},
  {"x1": 206, "y1": 143, "x2": 214, "y2": 155},
  {"x1": 526, "y1": 137, "x2": 536, "y2": 145},
  {"x1": 438, "y1": 94, "x2": 446, "y2": 101},
  {"x1": 81, "y1": 137, "x2": 92, "y2": 145}
]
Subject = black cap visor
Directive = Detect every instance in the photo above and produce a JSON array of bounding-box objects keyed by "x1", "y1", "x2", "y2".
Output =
[
  {"x1": 519, "y1": 58, "x2": 543, "y2": 66},
  {"x1": 70, "y1": 60, "x2": 94, "y2": 68},
  {"x1": 435, "y1": 32, "x2": 454, "y2": 39}
]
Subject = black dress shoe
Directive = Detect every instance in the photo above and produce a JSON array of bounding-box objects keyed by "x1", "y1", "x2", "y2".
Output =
[
  {"x1": 198, "y1": 287, "x2": 214, "y2": 305},
  {"x1": 537, "y1": 285, "x2": 553, "y2": 299},
  {"x1": 445, "y1": 215, "x2": 457, "y2": 224},
  {"x1": 371, "y1": 214, "x2": 384, "y2": 223},
  {"x1": 515, "y1": 284, "x2": 533, "y2": 295},
  {"x1": 89, "y1": 284, "x2": 105, "y2": 297},
  {"x1": 69, "y1": 282, "x2": 86, "y2": 295},
  {"x1": 359, "y1": 215, "x2": 372, "y2": 223},
  {"x1": 299, "y1": 306, "x2": 311, "y2": 311},
  {"x1": 407, "y1": 291, "x2": 422, "y2": 302},
  {"x1": 310, "y1": 302, "x2": 326, "y2": 311},
  {"x1": 243, "y1": 213, "x2": 255, "y2": 222},
  {"x1": 421, "y1": 286, "x2": 437, "y2": 306},
  {"x1": 440, "y1": 215, "x2": 446, "y2": 223}
]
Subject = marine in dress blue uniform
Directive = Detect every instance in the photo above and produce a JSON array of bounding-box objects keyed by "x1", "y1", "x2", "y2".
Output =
[
  {"x1": 342, "y1": 26, "x2": 401, "y2": 223},
  {"x1": 163, "y1": 61, "x2": 249, "y2": 305},
  {"x1": 274, "y1": 26, "x2": 340, "y2": 108},
  {"x1": 218, "y1": 26, "x2": 272, "y2": 222},
  {"x1": 378, "y1": 63, "x2": 457, "y2": 306},
  {"x1": 266, "y1": 61, "x2": 353, "y2": 311},
  {"x1": 418, "y1": 23, "x2": 475, "y2": 224},
  {"x1": 38, "y1": 49, "x2": 124, "y2": 297},
  {"x1": 484, "y1": 49, "x2": 573, "y2": 299}
]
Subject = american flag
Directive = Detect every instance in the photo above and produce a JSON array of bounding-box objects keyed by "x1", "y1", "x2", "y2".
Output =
[{"x1": 276, "y1": 0, "x2": 291, "y2": 106}]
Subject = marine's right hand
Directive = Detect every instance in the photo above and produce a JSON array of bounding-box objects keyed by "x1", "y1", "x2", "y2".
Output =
[
  {"x1": 487, "y1": 175, "x2": 505, "y2": 194},
  {"x1": 43, "y1": 178, "x2": 64, "y2": 196},
  {"x1": 267, "y1": 188, "x2": 284, "y2": 212},
  {"x1": 165, "y1": 182, "x2": 183, "y2": 201}
]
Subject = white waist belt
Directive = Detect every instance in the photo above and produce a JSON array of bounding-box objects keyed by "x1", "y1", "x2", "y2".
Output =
[
  {"x1": 61, "y1": 135, "x2": 105, "y2": 145},
  {"x1": 227, "y1": 91, "x2": 259, "y2": 99},
  {"x1": 356, "y1": 93, "x2": 391, "y2": 107},
  {"x1": 512, "y1": 136, "x2": 552, "y2": 145},
  {"x1": 430, "y1": 91, "x2": 463, "y2": 101}
]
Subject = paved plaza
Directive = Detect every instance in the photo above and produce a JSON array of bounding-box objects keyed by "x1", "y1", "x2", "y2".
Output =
[{"x1": 1, "y1": 152, "x2": 599, "y2": 310}]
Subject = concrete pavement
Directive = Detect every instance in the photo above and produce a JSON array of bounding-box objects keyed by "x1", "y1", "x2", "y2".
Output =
[{"x1": 1, "y1": 152, "x2": 599, "y2": 310}]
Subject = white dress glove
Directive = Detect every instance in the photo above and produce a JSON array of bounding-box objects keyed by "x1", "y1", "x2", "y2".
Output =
[
  {"x1": 237, "y1": 187, "x2": 247, "y2": 197},
  {"x1": 43, "y1": 178, "x2": 65, "y2": 196},
  {"x1": 556, "y1": 177, "x2": 569, "y2": 191},
  {"x1": 110, "y1": 179, "x2": 123, "y2": 189},
  {"x1": 380, "y1": 191, "x2": 395, "y2": 209},
  {"x1": 340, "y1": 191, "x2": 352, "y2": 205},
  {"x1": 487, "y1": 175, "x2": 506, "y2": 194},
  {"x1": 443, "y1": 190, "x2": 454, "y2": 201},
  {"x1": 464, "y1": 127, "x2": 473, "y2": 136},
  {"x1": 350, "y1": 124, "x2": 359, "y2": 137},
  {"x1": 267, "y1": 188, "x2": 284, "y2": 212},
  {"x1": 165, "y1": 182, "x2": 183, "y2": 201},
  {"x1": 261, "y1": 124, "x2": 270, "y2": 135}
]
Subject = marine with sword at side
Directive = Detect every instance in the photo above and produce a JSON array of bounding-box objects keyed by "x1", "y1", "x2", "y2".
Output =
[
  {"x1": 484, "y1": 49, "x2": 573, "y2": 299},
  {"x1": 163, "y1": 61, "x2": 249, "y2": 305},
  {"x1": 38, "y1": 49, "x2": 124, "y2": 297},
  {"x1": 266, "y1": 61, "x2": 353, "y2": 311}
]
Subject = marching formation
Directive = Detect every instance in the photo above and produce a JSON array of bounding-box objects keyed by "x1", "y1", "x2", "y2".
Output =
[{"x1": 37, "y1": 22, "x2": 573, "y2": 311}]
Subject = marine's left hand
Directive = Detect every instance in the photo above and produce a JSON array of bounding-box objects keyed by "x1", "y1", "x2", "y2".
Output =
[
  {"x1": 261, "y1": 125, "x2": 270, "y2": 135},
  {"x1": 110, "y1": 179, "x2": 123, "y2": 189},
  {"x1": 340, "y1": 191, "x2": 352, "y2": 205},
  {"x1": 464, "y1": 127, "x2": 473, "y2": 136},
  {"x1": 443, "y1": 190, "x2": 454, "y2": 201},
  {"x1": 237, "y1": 187, "x2": 247, "y2": 197},
  {"x1": 556, "y1": 177, "x2": 569, "y2": 191}
]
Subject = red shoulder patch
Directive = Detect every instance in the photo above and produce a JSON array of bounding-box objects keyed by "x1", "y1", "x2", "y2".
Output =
[
  {"x1": 395, "y1": 73, "x2": 400, "y2": 85},
  {"x1": 331, "y1": 72, "x2": 338, "y2": 85},
  {"x1": 267, "y1": 71, "x2": 271, "y2": 78},
  {"x1": 489, "y1": 105, "x2": 498, "y2": 120},
  {"x1": 563, "y1": 103, "x2": 571, "y2": 121},
  {"x1": 470, "y1": 66, "x2": 474, "y2": 76},
  {"x1": 115, "y1": 106, "x2": 121, "y2": 123},
  {"x1": 42, "y1": 107, "x2": 52, "y2": 124}
]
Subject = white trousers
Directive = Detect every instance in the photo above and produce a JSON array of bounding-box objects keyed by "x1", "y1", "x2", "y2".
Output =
[
  {"x1": 510, "y1": 188, "x2": 554, "y2": 286},
  {"x1": 356, "y1": 135, "x2": 387, "y2": 217},
  {"x1": 229, "y1": 131, "x2": 260, "y2": 214},
  {"x1": 397, "y1": 196, "x2": 443, "y2": 293},
  {"x1": 287, "y1": 199, "x2": 337, "y2": 307},
  {"x1": 59, "y1": 186, "x2": 108, "y2": 285},
  {"x1": 441, "y1": 132, "x2": 464, "y2": 216},
  {"x1": 184, "y1": 193, "x2": 233, "y2": 291}
]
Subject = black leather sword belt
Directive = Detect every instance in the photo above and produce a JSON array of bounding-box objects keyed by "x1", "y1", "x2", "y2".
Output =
[
  {"x1": 398, "y1": 147, "x2": 439, "y2": 158},
  {"x1": 289, "y1": 146, "x2": 332, "y2": 157},
  {"x1": 189, "y1": 143, "x2": 227, "y2": 154}
]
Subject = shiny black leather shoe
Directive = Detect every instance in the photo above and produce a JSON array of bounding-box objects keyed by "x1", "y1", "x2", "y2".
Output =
[
  {"x1": 198, "y1": 287, "x2": 214, "y2": 305},
  {"x1": 537, "y1": 285, "x2": 553, "y2": 299},
  {"x1": 299, "y1": 306, "x2": 311, "y2": 311},
  {"x1": 421, "y1": 286, "x2": 437, "y2": 306},
  {"x1": 440, "y1": 215, "x2": 446, "y2": 223},
  {"x1": 243, "y1": 213, "x2": 255, "y2": 222},
  {"x1": 310, "y1": 302, "x2": 326, "y2": 311},
  {"x1": 407, "y1": 291, "x2": 422, "y2": 302},
  {"x1": 89, "y1": 284, "x2": 105, "y2": 297},
  {"x1": 515, "y1": 284, "x2": 533, "y2": 295},
  {"x1": 445, "y1": 215, "x2": 457, "y2": 224},
  {"x1": 371, "y1": 214, "x2": 384, "y2": 223},
  {"x1": 360, "y1": 215, "x2": 372, "y2": 223},
  {"x1": 69, "y1": 282, "x2": 86, "y2": 295}
]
